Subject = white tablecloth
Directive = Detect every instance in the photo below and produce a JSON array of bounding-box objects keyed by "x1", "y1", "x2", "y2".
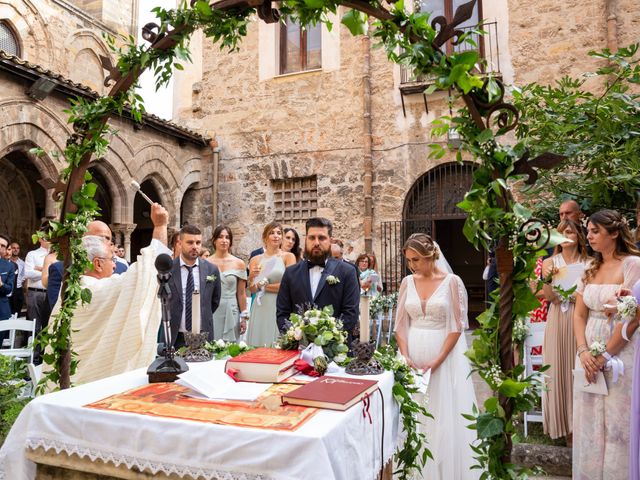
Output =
[{"x1": 0, "y1": 360, "x2": 398, "y2": 480}]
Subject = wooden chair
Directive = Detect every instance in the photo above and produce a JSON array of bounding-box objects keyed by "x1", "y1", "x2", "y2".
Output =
[{"x1": 0, "y1": 318, "x2": 36, "y2": 363}]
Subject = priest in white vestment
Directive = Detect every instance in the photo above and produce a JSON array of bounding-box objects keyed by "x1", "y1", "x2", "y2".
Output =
[{"x1": 50, "y1": 203, "x2": 170, "y2": 385}]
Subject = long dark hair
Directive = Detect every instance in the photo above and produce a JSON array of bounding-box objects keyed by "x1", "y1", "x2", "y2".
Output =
[
  {"x1": 212, "y1": 225, "x2": 233, "y2": 253},
  {"x1": 584, "y1": 209, "x2": 640, "y2": 284},
  {"x1": 283, "y1": 227, "x2": 301, "y2": 261}
]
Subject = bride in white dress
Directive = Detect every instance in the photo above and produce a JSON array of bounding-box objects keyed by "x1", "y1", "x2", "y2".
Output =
[{"x1": 394, "y1": 233, "x2": 479, "y2": 480}]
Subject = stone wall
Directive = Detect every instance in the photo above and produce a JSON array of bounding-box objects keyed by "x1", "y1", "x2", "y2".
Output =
[{"x1": 184, "y1": 0, "x2": 640, "y2": 262}]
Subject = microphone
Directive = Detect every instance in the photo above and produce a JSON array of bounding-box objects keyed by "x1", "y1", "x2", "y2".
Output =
[{"x1": 155, "y1": 253, "x2": 173, "y2": 281}]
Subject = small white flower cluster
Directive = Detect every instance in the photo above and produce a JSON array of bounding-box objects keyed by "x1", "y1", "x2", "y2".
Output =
[
  {"x1": 617, "y1": 295, "x2": 638, "y2": 322},
  {"x1": 326, "y1": 275, "x2": 340, "y2": 285},
  {"x1": 487, "y1": 364, "x2": 503, "y2": 388},
  {"x1": 512, "y1": 317, "x2": 530, "y2": 344},
  {"x1": 589, "y1": 340, "x2": 607, "y2": 356}
]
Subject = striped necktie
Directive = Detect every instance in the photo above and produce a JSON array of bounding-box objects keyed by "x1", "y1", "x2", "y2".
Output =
[{"x1": 184, "y1": 265, "x2": 194, "y2": 331}]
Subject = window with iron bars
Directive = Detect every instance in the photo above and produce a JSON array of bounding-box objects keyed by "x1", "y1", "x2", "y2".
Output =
[{"x1": 272, "y1": 176, "x2": 318, "y2": 222}]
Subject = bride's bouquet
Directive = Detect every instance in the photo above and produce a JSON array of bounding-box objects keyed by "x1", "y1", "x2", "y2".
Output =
[{"x1": 278, "y1": 305, "x2": 349, "y2": 375}]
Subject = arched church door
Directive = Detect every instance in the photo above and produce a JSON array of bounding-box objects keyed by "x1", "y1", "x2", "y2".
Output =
[{"x1": 380, "y1": 162, "x2": 485, "y2": 324}]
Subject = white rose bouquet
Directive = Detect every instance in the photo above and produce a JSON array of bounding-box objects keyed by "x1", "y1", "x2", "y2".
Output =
[{"x1": 278, "y1": 305, "x2": 349, "y2": 375}]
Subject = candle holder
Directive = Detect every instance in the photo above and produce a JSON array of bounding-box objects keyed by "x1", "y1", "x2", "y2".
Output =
[
  {"x1": 345, "y1": 339, "x2": 383, "y2": 375},
  {"x1": 182, "y1": 331, "x2": 213, "y2": 362}
]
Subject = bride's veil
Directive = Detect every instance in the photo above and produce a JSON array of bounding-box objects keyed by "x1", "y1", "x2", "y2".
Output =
[{"x1": 433, "y1": 241, "x2": 454, "y2": 274}]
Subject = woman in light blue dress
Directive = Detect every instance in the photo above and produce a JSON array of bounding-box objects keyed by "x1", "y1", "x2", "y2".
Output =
[
  {"x1": 207, "y1": 226, "x2": 247, "y2": 342},
  {"x1": 246, "y1": 222, "x2": 296, "y2": 347}
]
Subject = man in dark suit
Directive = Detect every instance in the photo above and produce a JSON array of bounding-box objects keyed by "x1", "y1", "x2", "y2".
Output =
[
  {"x1": 276, "y1": 218, "x2": 360, "y2": 336},
  {"x1": 165, "y1": 225, "x2": 221, "y2": 348},
  {"x1": 0, "y1": 234, "x2": 15, "y2": 322}
]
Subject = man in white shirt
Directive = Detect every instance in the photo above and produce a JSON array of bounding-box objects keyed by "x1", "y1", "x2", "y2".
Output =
[
  {"x1": 50, "y1": 203, "x2": 171, "y2": 385},
  {"x1": 24, "y1": 227, "x2": 51, "y2": 350}
]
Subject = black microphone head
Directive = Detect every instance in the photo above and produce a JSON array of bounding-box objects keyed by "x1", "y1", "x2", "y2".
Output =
[{"x1": 155, "y1": 253, "x2": 174, "y2": 274}]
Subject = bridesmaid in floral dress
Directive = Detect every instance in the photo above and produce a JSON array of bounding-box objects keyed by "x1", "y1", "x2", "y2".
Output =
[{"x1": 573, "y1": 210, "x2": 640, "y2": 480}]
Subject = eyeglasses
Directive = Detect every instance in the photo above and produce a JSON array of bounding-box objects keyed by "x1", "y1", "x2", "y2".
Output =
[{"x1": 95, "y1": 256, "x2": 117, "y2": 263}]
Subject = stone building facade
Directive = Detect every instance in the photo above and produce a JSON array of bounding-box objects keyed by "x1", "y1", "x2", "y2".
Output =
[
  {"x1": 0, "y1": 0, "x2": 214, "y2": 259},
  {"x1": 173, "y1": 0, "x2": 639, "y2": 315}
]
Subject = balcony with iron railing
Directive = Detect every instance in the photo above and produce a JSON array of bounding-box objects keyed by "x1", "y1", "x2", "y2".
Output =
[{"x1": 399, "y1": 21, "x2": 501, "y2": 94}]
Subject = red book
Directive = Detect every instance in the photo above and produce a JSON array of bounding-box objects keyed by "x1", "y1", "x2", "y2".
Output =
[
  {"x1": 281, "y1": 376, "x2": 379, "y2": 411},
  {"x1": 225, "y1": 348, "x2": 299, "y2": 383}
]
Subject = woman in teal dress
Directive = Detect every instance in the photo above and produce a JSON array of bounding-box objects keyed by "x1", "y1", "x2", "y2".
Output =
[
  {"x1": 207, "y1": 225, "x2": 247, "y2": 341},
  {"x1": 246, "y1": 222, "x2": 296, "y2": 346}
]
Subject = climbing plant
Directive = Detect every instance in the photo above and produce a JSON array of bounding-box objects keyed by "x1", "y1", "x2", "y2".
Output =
[
  {"x1": 513, "y1": 43, "x2": 640, "y2": 219},
  {"x1": 41, "y1": 0, "x2": 577, "y2": 477}
]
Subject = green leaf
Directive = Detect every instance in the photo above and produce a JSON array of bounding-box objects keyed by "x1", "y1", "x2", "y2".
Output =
[
  {"x1": 80, "y1": 288, "x2": 92, "y2": 304},
  {"x1": 476, "y1": 413, "x2": 504, "y2": 438},
  {"x1": 498, "y1": 378, "x2": 528, "y2": 397},
  {"x1": 304, "y1": 0, "x2": 325, "y2": 8},
  {"x1": 341, "y1": 9, "x2": 367, "y2": 36}
]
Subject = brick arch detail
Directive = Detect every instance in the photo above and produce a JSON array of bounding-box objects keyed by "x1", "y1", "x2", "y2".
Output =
[
  {"x1": 88, "y1": 158, "x2": 130, "y2": 224},
  {"x1": 0, "y1": 0, "x2": 54, "y2": 65},
  {"x1": 64, "y1": 29, "x2": 112, "y2": 92},
  {"x1": 0, "y1": 99, "x2": 71, "y2": 181}
]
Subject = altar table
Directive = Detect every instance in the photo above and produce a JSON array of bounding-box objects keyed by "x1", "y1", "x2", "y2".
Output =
[{"x1": 0, "y1": 360, "x2": 398, "y2": 480}]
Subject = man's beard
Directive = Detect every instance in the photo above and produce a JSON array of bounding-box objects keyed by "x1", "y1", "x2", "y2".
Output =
[{"x1": 305, "y1": 246, "x2": 329, "y2": 264}]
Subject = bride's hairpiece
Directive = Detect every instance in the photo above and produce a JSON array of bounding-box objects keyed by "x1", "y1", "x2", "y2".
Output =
[{"x1": 404, "y1": 233, "x2": 440, "y2": 260}]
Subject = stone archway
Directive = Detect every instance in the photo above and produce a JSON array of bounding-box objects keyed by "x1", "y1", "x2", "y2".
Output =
[
  {"x1": 88, "y1": 166, "x2": 114, "y2": 225},
  {"x1": 0, "y1": 149, "x2": 45, "y2": 248},
  {"x1": 0, "y1": 0, "x2": 54, "y2": 65},
  {"x1": 130, "y1": 178, "x2": 163, "y2": 258}
]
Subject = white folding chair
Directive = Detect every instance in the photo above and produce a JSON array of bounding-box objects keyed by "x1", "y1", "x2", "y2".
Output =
[
  {"x1": 27, "y1": 362, "x2": 43, "y2": 396},
  {"x1": 0, "y1": 318, "x2": 36, "y2": 363},
  {"x1": 523, "y1": 320, "x2": 546, "y2": 437}
]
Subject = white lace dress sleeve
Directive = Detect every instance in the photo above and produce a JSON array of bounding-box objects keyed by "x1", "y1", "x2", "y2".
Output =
[
  {"x1": 447, "y1": 274, "x2": 468, "y2": 333},
  {"x1": 393, "y1": 276, "x2": 410, "y2": 340}
]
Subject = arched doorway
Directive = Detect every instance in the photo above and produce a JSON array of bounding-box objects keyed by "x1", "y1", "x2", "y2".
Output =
[
  {"x1": 88, "y1": 167, "x2": 113, "y2": 225},
  {"x1": 380, "y1": 161, "x2": 485, "y2": 323},
  {"x1": 0, "y1": 150, "x2": 48, "y2": 249},
  {"x1": 131, "y1": 179, "x2": 162, "y2": 258}
]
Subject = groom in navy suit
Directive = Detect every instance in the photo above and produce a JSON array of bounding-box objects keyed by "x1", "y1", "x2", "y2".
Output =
[{"x1": 276, "y1": 217, "x2": 360, "y2": 336}]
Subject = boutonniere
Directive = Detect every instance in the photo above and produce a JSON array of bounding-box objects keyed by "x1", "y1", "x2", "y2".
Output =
[
  {"x1": 206, "y1": 274, "x2": 217, "y2": 283},
  {"x1": 326, "y1": 275, "x2": 340, "y2": 285}
]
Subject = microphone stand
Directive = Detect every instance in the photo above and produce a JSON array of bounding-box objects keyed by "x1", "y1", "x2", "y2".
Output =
[{"x1": 148, "y1": 272, "x2": 189, "y2": 383}]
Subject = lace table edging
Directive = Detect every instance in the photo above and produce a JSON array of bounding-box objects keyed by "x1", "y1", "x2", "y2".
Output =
[{"x1": 25, "y1": 437, "x2": 274, "y2": 480}]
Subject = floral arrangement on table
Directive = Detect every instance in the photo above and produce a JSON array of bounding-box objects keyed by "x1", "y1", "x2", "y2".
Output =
[
  {"x1": 177, "y1": 339, "x2": 252, "y2": 359},
  {"x1": 206, "y1": 339, "x2": 252, "y2": 359},
  {"x1": 278, "y1": 305, "x2": 349, "y2": 375},
  {"x1": 369, "y1": 292, "x2": 399, "y2": 317}
]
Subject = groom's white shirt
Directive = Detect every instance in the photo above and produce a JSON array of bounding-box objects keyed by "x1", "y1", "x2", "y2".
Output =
[{"x1": 49, "y1": 240, "x2": 171, "y2": 386}]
